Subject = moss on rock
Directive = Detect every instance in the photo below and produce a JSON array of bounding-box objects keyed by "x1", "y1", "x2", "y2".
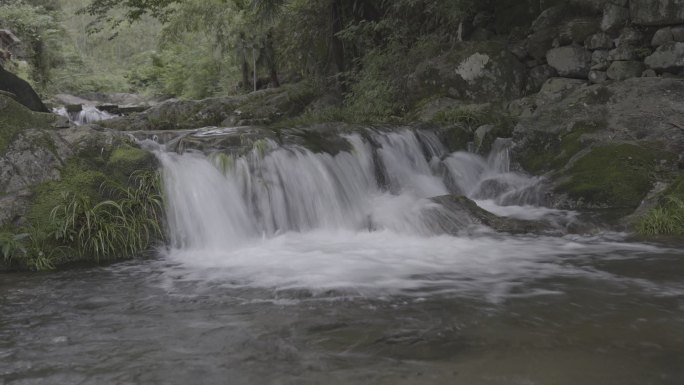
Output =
[
  {"x1": 557, "y1": 144, "x2": 671, "y2": 208},
  {"x1": 28, "y1": 159, "x2": 109, "y2": 233},
  {"x1": 0, "y1": 95, "x2": 56, "y2": 155},
  {"x1": 107, "y1": 144, "x2": 156, "y2": 180},
  {"x1": 517, "y1": 119, "x2": 605, "y2": 174}
]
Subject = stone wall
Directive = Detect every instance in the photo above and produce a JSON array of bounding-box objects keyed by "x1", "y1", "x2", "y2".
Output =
[{"x1": 512, "y1": 0, "x2": 684, "y2": 92}]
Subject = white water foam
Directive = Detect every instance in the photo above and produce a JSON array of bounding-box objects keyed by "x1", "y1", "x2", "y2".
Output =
[
  {"x1": 53, "y1": 105, "x2": 116, "y2": 125},
  {"x1": 155, "y1": 129, "x2": 655, "y2": 298},
  {"x1": 163, "y1": 230, "x2": 662, "y2": 299}
]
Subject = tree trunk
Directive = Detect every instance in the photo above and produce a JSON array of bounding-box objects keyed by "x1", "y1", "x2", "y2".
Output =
[
  {"x1": 265, "y1": 31, "x2": 280, "y2": 88},
  {"x1": 241, "y1": 60, "x2": 250, "y2": 91}
]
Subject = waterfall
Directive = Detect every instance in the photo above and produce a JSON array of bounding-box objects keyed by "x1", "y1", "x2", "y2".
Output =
[
  {"x1": 53, "y1": 105, "x2": 116, "y2": 125},
  {"x1": 156, "y1": 129, "x2": 557, "y2": 252}
]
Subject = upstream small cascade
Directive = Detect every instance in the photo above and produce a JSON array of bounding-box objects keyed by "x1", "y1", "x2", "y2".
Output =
[
  {"x1": 157, "y1": 129, "x2": 555, "y2": 251},
  {"x1": 53, "y1": 105, "x2": 117, "y2": 125}
]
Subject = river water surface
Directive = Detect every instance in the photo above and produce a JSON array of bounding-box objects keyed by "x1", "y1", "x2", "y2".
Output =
[
  {"x1": 2, "y1": 129, "x2": 684, "y2": 384},
  {"x1": 2, "y1": 234, "x2": 683, "y2": 385}
]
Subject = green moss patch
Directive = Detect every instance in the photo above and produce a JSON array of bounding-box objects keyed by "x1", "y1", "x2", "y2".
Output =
[
  {"x1": 557, "y1": 144, "x2": 668, "y2": 208},
  {"x1": 107, "y1": 144, "x2": 156, "y2": 180},
  {"x1": 0, "y1": 95, "x2": 56, "y2": 155},
  {"x1": 517, "y1": 120, "x2": 604, "y2": 174}
]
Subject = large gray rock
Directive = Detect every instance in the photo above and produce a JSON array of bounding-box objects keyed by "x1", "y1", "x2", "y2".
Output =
[
  {"x1": 512, "y1": 78, "x2": 684, "y2": 211},
  {"x1": 645, "y1": 42, "x2": 684, "y2": 70},
  {"x1": 630, "y1": 0, "x2": 684, "y2": 26},
  {"x1": 410, "y1": 42, "x2": 526, "y2": 103},
  {"x1": 607, "y1": 61, "x2": 646, "y2": 80},
  {"x1": 546, "y1": 46, "x2": 592, "y2": 78},
  {"x1": 652, "y1": 27, "x2": 675, "y2": 46}
]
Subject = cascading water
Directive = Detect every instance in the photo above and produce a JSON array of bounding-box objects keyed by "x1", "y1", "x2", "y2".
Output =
[
  {"x1": 158, "y1": 129, "x2": 554, "y2": 244},
  {"x1": 53, "y1": 105, "x2": 117, "y2": 125},
  {"x1": 146, "y1": 127, "x2": 650, "y2": 297}
]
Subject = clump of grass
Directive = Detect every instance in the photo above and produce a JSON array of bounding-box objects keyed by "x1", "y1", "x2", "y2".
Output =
[
  {"x1": 50, "y1": 170, "x2": 165, "y2": 262},
  {"x1": 2, "y1": 170, "x2": 164, "y2": 271},
  {"x1": 0, "y1": 230, "x2": 69, "y2": 271},
  {"x1": 637, "y1": 196, "x2": 684, "y2": 236},
  {"x1": 0, "y1": 232, "x2": 28, "y2": 266}
]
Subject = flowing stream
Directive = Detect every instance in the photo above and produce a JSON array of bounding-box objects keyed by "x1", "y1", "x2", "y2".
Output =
[
  {"x1": 2, "y1": 128, "x2": 683, "y2": 384},
  {"x1": 53, "y1": 106, "x2": 117, "y2": 125}
]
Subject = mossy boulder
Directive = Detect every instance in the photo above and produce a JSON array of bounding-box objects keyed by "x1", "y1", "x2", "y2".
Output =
[
  {"x1": 556, "y1": 144, "x2": 672, "y2": 209},
  {"x1": 0, "y1": 94, "x2": 57, "y2": 155},
  {"x1": 515, "y1": 119, "x2": 605, "y2": 174},
  {"x1": 107, "y1": 145, "x2": 156, "y2": 180},
  {"x1": 512, "y1": 78, "x2": 684, "y2": 214},
  {"x1": 102, "y1": 82, "x2": 320, "y2": 131}
]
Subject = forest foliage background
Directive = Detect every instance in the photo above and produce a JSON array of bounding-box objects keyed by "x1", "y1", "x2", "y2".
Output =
[{"x1": 0, "y1": 0, "x2": 540, "y2": 113}]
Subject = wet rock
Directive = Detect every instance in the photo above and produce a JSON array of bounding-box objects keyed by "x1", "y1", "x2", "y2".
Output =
[
  {"x1": 474, "y1": 124, "x2": 496, "y2": 151},
  {"x1": 645, "y1": 42, "x2": 684, "y2": 71},
  {"x1": 607, "y1": 61, "x2": 646, "y2": 80},
  {"x1": 630, "y1": 0, "x2": 684, "y2": 26},
  {"x1": 546, "y1": 46, "x2": 592, "y2": 78},
  {"x1": 428, "y1": 195, "x2": 550, "y2": 235}
]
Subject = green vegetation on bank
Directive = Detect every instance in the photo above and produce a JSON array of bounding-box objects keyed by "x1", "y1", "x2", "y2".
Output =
[
  {"x1": 1, "y1": 140, "x2": 163, "y2": 271},
  {"x1": 637, "y1": 176, "x2": 684, "y2": 236}
]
